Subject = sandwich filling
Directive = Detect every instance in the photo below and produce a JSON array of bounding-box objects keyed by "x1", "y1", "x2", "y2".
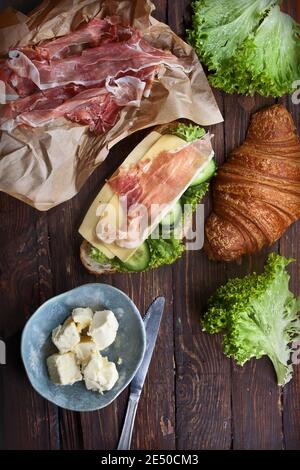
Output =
[{"x1": 79, "y1": 123, "x2": 216, "y2": 272}]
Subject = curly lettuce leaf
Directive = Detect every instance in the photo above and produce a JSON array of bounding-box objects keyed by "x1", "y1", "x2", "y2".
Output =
[
  {"x1": 90, "y1": 246, "x2": 127, "y2": 272},
  {"x1": 203, "y1": 253, "x2": 300, "y2": 386},
  {"x1": 188, "y1": 0, "x2": 300, "y2": 97},
  {"x1": 170, "y1": 123, "x2": 205, "y2": 142},
  {"x1": 147, "y1": 235, "x2": 185, "y2": 269},
  {"x1": 187, "y1": 0, "x2": 277, "y2": 69},
  {"x1": 236, "y1": 6, "x2": 300, "y2": 96},
  {"x1": 90, "y1": 246, "x2": 110, "y2": 264},
  {"x1": 181, "y1": 182, "x2": 209, "y2": 212}
]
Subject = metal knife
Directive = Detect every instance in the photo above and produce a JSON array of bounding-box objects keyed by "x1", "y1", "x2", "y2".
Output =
[{"x1": 117, "y1": 296, "x2": 165, "y2": 450}]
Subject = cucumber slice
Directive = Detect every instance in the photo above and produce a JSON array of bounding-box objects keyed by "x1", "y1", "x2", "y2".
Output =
[
  {"x1": 120, "y1": 242, "x2": 150, "y2": 272},
  {"x1": 189, "y1": 159, "x2": 216, "y2": 187},
  {"x1": 160, "y1": 201, "x2": 182, "y2": 229}
]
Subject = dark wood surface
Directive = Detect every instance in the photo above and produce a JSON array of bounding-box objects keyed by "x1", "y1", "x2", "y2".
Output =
[{"x1": 0, "y1": 0, "x2": 300, "y2": 450}]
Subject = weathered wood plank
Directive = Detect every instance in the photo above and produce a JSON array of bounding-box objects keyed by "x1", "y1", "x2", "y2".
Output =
[
  {"x1": 0, "y1": 195, "x2": 59, "y2": 449},
  {"x1": 126, "y1": 3, "x2": 176, "y2": 451},
  {"x1": 167, "y1": 0, "x2": 232, "y2": 446},
  {"x1": 280, "y1": 220, "x2": 300, "y2": 450},
  {"x1": 173, "y1": 90, "x2": 232, "y2": 449},
  {"x1": 0, "y1": 0, "x2": 299, "y2": 451},
  {"x1": 280, "y1": 86, "x2": 300, "y2": 450},
  {"x1": 223, "y1": 94, "x2": 284, "y2": 450},
  {"x1": 0, "y1": 0, "x2": 38, "y2": 12}
]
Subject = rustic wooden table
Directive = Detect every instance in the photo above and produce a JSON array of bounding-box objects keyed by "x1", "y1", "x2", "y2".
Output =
[{"x1": 0, "y1": 0, "x2": 300, "y2": 451}]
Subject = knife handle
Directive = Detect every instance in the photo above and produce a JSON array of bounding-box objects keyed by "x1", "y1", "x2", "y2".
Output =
[{"x1": 117, "y1": 392, "x2": 140, "y2": 450}]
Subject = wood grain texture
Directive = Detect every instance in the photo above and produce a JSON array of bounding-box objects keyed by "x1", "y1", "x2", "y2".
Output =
[
  {"x1": 223, "y1": 95, "x2": 284, "y2": 450},
  {"x1": 0, "y1": 195, "x2": 59, "y2": 450},
  {"x1": 280, "y1": 91, "x2": 300, "y2": 450},
  {"x1": 0, "y1": 0, "x2": 300, "y2": 451},
  {"x1": 173, "y1": 92, "x2": 232, "y2": 448}
]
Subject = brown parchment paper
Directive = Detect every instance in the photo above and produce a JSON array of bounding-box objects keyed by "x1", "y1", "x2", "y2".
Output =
[{"x1": 0, "y1": 0, "x2": 223, "y2": 210}]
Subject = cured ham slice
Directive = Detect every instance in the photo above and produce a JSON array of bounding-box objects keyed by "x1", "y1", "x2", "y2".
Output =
[
  {"x1": 16, "y1": 17, "x2": 133, "y2": 61},
  {"x1": 0, "y1": 84, "x2": 83, "y2": 131},
  {"x1": 97, "y1": 136, "x2": 213, "y2": 247},
  {"x1": 109, "y1": 136, "x2": 213, "y2": 209},
  {"x1": 7, "y1": 33, "x2": 192, "y2": 91},
  {"x1": 0, "y1": 74, "x2": 147, "y2": 133},
  {"x1": 0, "y1": 16, "x2": 193, "y2": 135},
  {"x1": 0, "y1": 58, "x2": 37, "y2": 98}
]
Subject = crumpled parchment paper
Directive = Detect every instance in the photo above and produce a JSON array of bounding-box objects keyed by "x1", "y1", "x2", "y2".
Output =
[{"x1": 0, "y1": 0, "x2": 223, "y2": 210}]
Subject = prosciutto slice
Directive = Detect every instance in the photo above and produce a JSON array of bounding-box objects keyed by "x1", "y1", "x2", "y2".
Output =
[
  {"x1": 16, "y1": 17, "x2": 133, "y2": 61},
  {"x1": 96, "y1": 136, "x2": 213, "y2": 247},
  {"x1": 20, "y1": 76, "x2": 145, "y2": 132},
  {"x1": 0, "y1": 16, "x2": 193, "y2": 135},
  {"x1": 109, "y1": 136, "x2": 213, "y2": 209},
  {"x1": 0, "y1": 84, "x2": 83, "y2": 131},
  {"x1": 0, "y1": 74, "x2": 147, "y2": 132},
  {"x1": 7, "y1": 33, "x2": 192, "y2": 91}
]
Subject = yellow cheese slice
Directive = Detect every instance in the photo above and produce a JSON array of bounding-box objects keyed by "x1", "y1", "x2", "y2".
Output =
[
  {"x1": 140, "y1": 134, "x2": 186, "y2": 161},
  {"x1": 79, "y1": 131, "x2": 162, "y2": 259}
]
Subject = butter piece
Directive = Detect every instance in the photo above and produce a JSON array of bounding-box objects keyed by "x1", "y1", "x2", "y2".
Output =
[
  {"x1": 52, "y1": 317, "x2": 80, "y2": 353},
  {"x1": 72, "y1": 307, "x2": 93, "y2": 332},
  {"x1": 88, "y1": 310, "x2": 119, "y2": 350},
  {"x1": 83, "y1": 352, "x2": 119, "y2": 393},
  {"x1": 47, "y1": 352, "x2": 82, "y2": 385},
  {"x1": 73, "y1": 336, "x2": 98, "y2": 365}
]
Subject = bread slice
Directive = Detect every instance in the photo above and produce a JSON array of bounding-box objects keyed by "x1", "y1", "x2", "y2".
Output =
[{"x1": 80, "y1": 240, "x2": 117, "y2": 275}]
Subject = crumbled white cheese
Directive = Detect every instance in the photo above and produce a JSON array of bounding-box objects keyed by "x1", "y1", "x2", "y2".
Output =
[
  {"x1": 88, "y1": 310, "x2": 119, "y2": 350},
  {"x1": 73, "y1": 335, "x2": 98, "y2": 366},
  {"x1": 83, "y1": 352, "x2": 119, "y2": 393},
  {"x1": 51, "y1": 316, "x2": 81, "y2": 353},
  {"x1": 47, "y1": 308, "x2": 120, "y2": 393},
  {"x1": 72, "y1": 307, "x2": 93, "y2": 332},
  {"x1": 47, "y1": 352, "x2": 82, "y2": 385}
]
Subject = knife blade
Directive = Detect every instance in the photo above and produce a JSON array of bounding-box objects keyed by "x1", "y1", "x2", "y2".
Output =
[{"x1": 117, "y1": 296, "x2": 165, "y2": 450}]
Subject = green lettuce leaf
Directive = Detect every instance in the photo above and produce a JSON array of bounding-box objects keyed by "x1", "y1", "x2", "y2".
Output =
[
  {"x1": 181, "y1": 182, "x2": 209, "y2": 212},
  {"x1": 203, "y1": 253, "x2": 300, "y2": 386},
  {"x1": 170, "y1": 123, "x2": 205, "y2": 142},
  {"x1": 90, "y1": 246, "x2": 110, "y2": 265},
  {"x1": 188, "y1": 0, "x2": 300, "y2": 97},
  {"x1": 187, "y1": 0, "x2": 276, "y2": 69},
  {"x1": 147, "y1": 235, "x2": 185, "y2": 269}
]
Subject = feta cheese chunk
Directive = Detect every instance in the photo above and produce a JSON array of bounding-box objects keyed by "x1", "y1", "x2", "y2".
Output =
[
  {"x1": 47, "y1": 352, "x2": 82, "y2": 385},
  {"x1": 83, "y1": 352, "x2": 119, "y2": 393},
  {"x1": 73, "y1": 336, "x2": 98, "y2": 366},
  {"x1": 72, "y1": 307, "x2": 93, "y2": 332},
  {"x1": 52, "y1": 317, "x2": 80, "y2": 353},
  {"x1": 88, "y1": 310, "x2": 119, "y2": 350}
]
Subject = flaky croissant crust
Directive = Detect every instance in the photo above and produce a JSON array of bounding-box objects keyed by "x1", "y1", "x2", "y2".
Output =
[{"x1": 205, "y1": 104, "x2": 300, "y2": 261}]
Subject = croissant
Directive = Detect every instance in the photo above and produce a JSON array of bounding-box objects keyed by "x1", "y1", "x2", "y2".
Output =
[{"x1": 205, "y1": 104, "x2": 300, "y2": 261}]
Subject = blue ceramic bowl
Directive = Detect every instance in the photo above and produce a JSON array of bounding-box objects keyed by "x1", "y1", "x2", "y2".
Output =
[{"x1": 21, "y1": 283, "x2": 146, "y2": 412}]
